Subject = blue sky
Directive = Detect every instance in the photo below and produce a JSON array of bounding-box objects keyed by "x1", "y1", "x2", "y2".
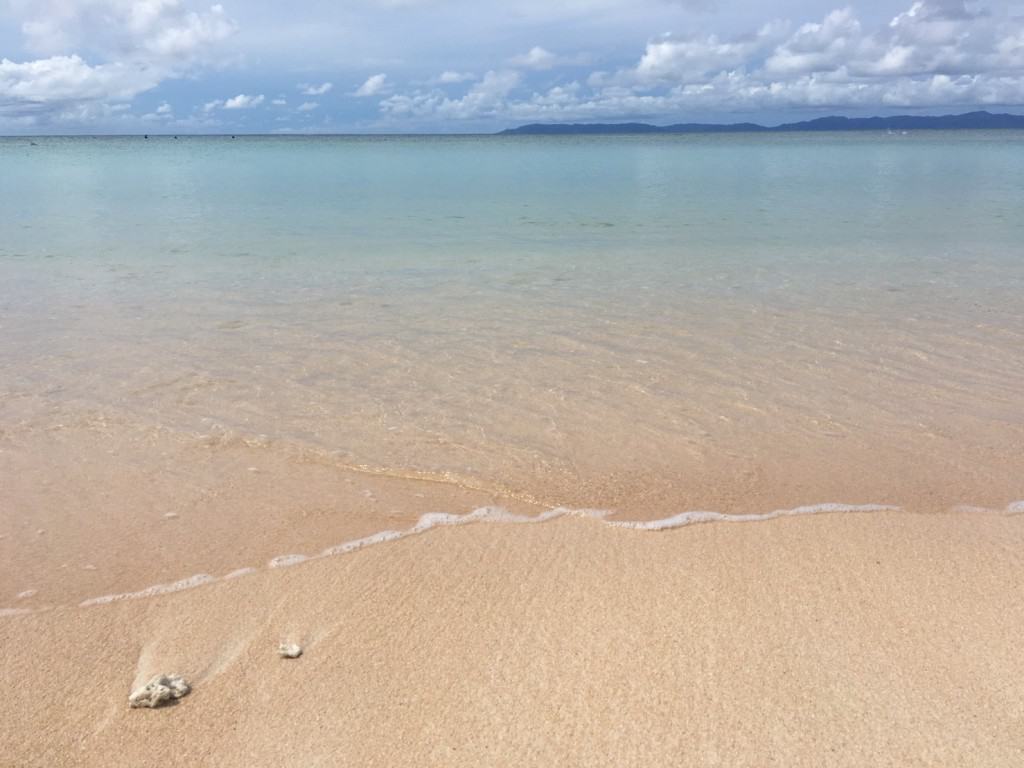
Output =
[{"x1": 1, "y1": 0, "x2": 1023, "y2": 133}]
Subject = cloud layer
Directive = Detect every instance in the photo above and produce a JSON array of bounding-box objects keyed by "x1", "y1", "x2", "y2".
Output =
[
  {"x1": 377, "y1": 1, "x2": 1024, "y2": 124},
  {"x1": 1, "y1": 0, "x2": 236, "y2": 124},
  {"x1": 1, "y1": 0, "x2": 1022, "y2": 131}
]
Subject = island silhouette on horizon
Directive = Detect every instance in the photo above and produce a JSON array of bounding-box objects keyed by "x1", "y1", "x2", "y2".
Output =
[{"x1": 500, "y1": 110, "x2": 1024, "y2": 135}]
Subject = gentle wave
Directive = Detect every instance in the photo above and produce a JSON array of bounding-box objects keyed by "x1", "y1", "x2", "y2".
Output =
[
  {"x1": 73, "y1": 503, "x2": 890, "y2": 607},
  {"x1": 606, "y1": 503, "x2": 899, "y2": 530},
  {"x1": 3, "y1": 500, "x2": 1022, "y2": 617},
  {"x1": 270, "y1": 507, "x2": 608, "y2": 569},
  {"x1": 79, "y1": 574, "x2": 217, "y2": 608},
  {"x1": 954, "y1": 500, "x2": 1024, "y2": 515}
]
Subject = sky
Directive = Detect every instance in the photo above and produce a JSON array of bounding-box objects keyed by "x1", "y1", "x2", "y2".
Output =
[{"x1": 1, "y1": 0, "x2": 1023, "y2": 133}]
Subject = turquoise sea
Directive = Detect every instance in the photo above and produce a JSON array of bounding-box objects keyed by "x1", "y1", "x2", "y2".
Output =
[{"x1": 2, "y1": 132, "x2": 1023, "y2": 511}]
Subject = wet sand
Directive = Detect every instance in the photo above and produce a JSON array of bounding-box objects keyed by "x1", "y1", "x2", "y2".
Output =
[
  {"x1": 3, "y1": 406, "x2": 1023, "y2": 611},
  {"x1": 3, "y1": 509, "x2": 1023, "y2": 767}
]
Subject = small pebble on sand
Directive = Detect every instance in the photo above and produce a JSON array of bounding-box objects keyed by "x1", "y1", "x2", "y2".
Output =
[{"x1": 278, "y1": 642, "x2": 303, "y2": 659}]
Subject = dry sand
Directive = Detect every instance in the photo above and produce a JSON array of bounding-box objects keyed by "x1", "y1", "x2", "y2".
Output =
[{"x1": 4, "y1": 508, "x2": 1024, "y2": 767}]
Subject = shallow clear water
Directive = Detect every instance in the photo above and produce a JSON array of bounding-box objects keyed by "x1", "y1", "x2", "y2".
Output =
[{"x1": 2, "y1": 132, "x2": 1023, "y2": 511}]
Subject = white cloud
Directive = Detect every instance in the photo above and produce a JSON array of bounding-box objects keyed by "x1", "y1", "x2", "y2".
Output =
[
  {"x1": 140, "y1": 99, "x2": 173, "y2": 121},
  {"x1": 223, "y1": 93, "x2": 264, "y2": 109},
  {"x1": 762, "y1": 10, "x2": 860, "y2": 77},
  {"x1": 448, "y1": 70, "x2": 521, "y2": 117},
  {"x1": 509, "y1": 46, "x2": 591, "y2": 70},
  {"x1": 630, "y1": 22, "x2": 788, "y2": 85},
  {"x1": 0, "y1": 55, "x2": 157, "y2": 111},
  {"x1": 298, "y1": 81, "x2": 333, "y2": 95},
  {"x1": 355, "y1": 72, "x2": 388, "y2": 96},
  {"x1": 377, "y1": 0, "x2": 1024, "y2": 123},
  {"x1": 509, "y1": 46, "x2": 558, "y2": 70},
  {"x1": 381, "y1": 69, "x2": 521, "y2": 119},
  {"x1": 434, "y1": 70, "x2": 476, "y2": 84},
  {"x1": 297, "y1": 100, "x2": 318, "y2": 111},
  {"x1": 2, "y1": 0, "x2": 1023, "y2": 131},
  {"x1": 14, "y1": 0, "x2": 236, "y2": 59},
  {"x1": 0, "y1": 1, "x2": 237, "y2": 123}
]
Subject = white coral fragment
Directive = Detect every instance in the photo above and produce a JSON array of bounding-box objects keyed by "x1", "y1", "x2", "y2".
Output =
[
  {"x1": 128, "y1": 674, "x2": 191, "y2": 709},
  {"x1": 278, "y1": 642, "x2": 302, "y2": 659}
]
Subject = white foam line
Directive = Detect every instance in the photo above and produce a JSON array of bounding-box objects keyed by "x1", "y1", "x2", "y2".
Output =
[
  {"x1": 321, "y1": 530, "x2": 403, "y2": 557},
  {"x1": 953, "y1": 500, "x2": 1024, "y2": 515},
  {"x1": 607, "y1": 503, "x2": 900, "y2": 531},
  {"x1": 293, "y1": 506, "x2": 608, "y2": 565},
  {"x1": 79, "y1": 574, "x2": 216, "y2": 607},
  {"x1": 224, "y1": 567, "x2": 258, "y2": 580},
  {"x1": 268, "y1": 554, "x2": 311, "y2": 569},
  {"x1": 53, "y1": 499, "x2": 1021, "y2": 613}
]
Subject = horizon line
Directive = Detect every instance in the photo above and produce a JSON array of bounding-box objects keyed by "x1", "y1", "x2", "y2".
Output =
[{"x1": 5, "y1": 109, "x2": 1024, "y2": 139}]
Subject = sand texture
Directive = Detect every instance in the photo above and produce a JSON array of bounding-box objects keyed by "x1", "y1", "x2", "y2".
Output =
[{"x1": 4, "y1": 509, "x2": 1024, "y2": 767}]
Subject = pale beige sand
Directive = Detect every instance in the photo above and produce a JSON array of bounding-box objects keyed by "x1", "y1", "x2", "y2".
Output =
[
  {"x1": 4, "y1": 510, "x2": 1023, "y2": 767},
  {"x1": 3, "y1": 416, "x2": 1022, "y2": 610}
]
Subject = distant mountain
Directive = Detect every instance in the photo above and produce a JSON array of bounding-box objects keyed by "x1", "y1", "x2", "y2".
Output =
[{"x1": 500, "y1": 111, "x2": 1024, "y2": 135}]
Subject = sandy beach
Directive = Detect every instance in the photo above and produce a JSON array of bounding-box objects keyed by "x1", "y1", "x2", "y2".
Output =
[
  {"x1": 3, "y1": 130, "x2": 1024, "y2": 765},
  {"x1": 3, "y1": 507, "x2": 1023, "y2": 767}
]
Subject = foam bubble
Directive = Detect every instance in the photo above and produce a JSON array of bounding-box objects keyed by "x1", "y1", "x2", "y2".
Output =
[
  {"x1": 268, "y1": 554, "x2": 310, "y2": 569},
  {"x1": 321, "y1": 530, "x2": 403, "y2": 557}
]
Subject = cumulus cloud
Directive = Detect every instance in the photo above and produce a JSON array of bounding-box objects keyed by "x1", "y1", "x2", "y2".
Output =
[
  {"x1": 139, "y1": 100, "x2": 173, "y2": 120},
  {"x1": 0, "y1": 0, "x2": 237, "y2": 123},
  {"x1": 628, "y1": 23, "x2": 788, "y2": 84},
  {"x1": 509, "y1": 46, "x2": 559, "y2": 70},
  {"x1": 223, "y1": 93, "x2": 264, "y2": 109},
  {"x1": 509, "y1": 46, "x2": 590, "y2": 70},
  {"x1": 434, "y1": 70, "x2": 476, "y2": 84},
  {"x1": 377, "y1": 0, "x2": 1024, "y2": 123},
  {"x1": 299, "y1": 81, "x2": 333, "y2": 95},
  {"x1": 381, "y1": 69, "x2": 520, "y2": 119},
  {"x1": 297, "y1": 100, "x2": 318, "y2": 111},
  {"x1": 355, "y1": 73, "x2": 388, "y2": 96},
  {"x1": 0, "y1": 56, "x2": 156, "y2": 112}
]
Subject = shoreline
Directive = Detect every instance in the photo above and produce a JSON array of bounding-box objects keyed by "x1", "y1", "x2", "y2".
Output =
[
  {"x1": 5, "y1": 509, "x2": 1024, "y2": 767},
  {"x1": 4, "y1": 499, "x2": 1021, "y2": 619}
]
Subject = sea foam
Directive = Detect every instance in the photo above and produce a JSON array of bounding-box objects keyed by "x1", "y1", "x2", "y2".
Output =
[
  {"x1": 34, "y1": 500, "x2": 1019, "y2": 612},
  {"x1": 607, "y1": 503, "x2": 899, "y2": 531},
  {"x1": 79, "y1": 574, "x2": 216, "y2": 607}
]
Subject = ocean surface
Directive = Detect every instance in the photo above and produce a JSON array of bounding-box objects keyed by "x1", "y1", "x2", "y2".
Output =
[{"x1": 2, "y1": 131, "x2": 1023, "y2": 517}]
